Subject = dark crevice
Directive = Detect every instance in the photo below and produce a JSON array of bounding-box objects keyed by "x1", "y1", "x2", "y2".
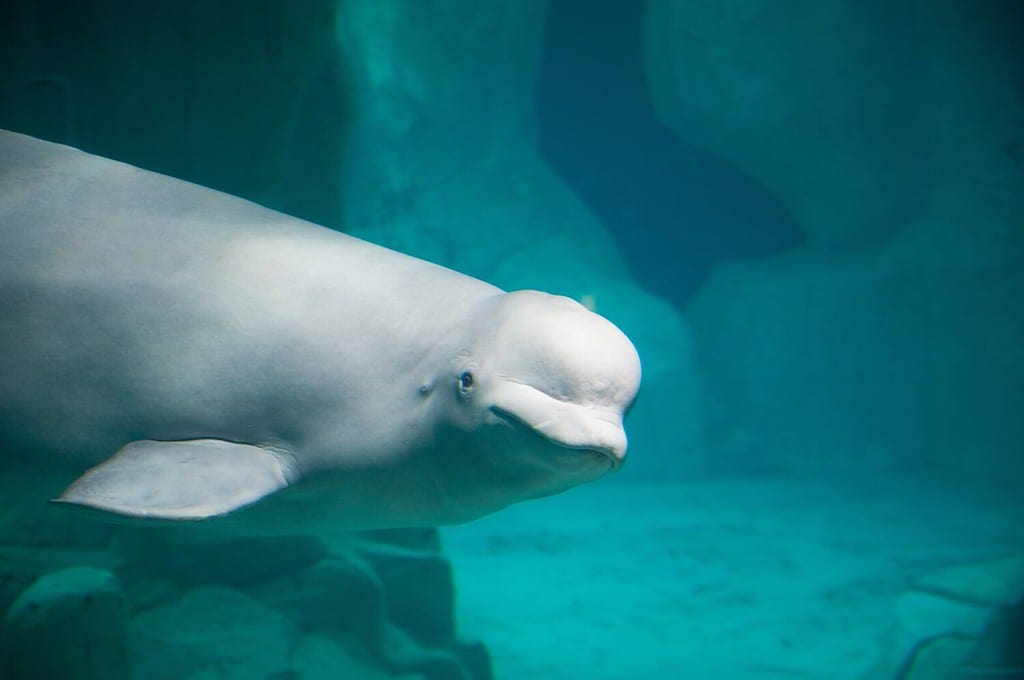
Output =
[{"x1": 537, "y1": 0, "x2": 804, "y2": 306}]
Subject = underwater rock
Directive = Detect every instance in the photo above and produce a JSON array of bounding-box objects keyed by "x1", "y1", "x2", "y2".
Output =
[
  {"x1": 0, "y1": 544, "x2": 120, "y2": 623},
  {"x1": 645, "y1": 0, "x2": 930, "y2": 249},
  {"x1": 649, "y1": 0, "x2": 1024, "y2": 481},
  {"x1": 645, "y1": 0, "x2": 1024, "y2": 248},
  {"x1": 334, "y1": 1, "x2": 613, "y2": 278},
  {"x1": 379, "y1": 623, "x2": 482, "y2": 680},
  {"x1": 0, "y1": 486, "x2": 114, "y2": 551},
  {"x1": 0, "y1": 463, "x2": 120, "y2": 616},
  {"x1": 886, "y1": 194, "x2": 1024, "y2": 482},
  {"x1": 122, "y1": 576, "x2": 178, "y2": 616},
  {"x1": 687, "y1": 247, "x2": 933, "y2": 475},
  {"x1": 868, "y1": 555, "x2": 1024, "y2": 679},
  {"x1": 355, "y1": 531, "x2": 493, "y2": 680},
  {"x1": 131, "y1": 586, "x2": 297, "y2": 680},
  {"x1": 0, "y1": 0, "x2": 345, "y2": 227},
  {"x1": 359, "y1": 532, "x2": 458, "y2": 646},
  {"x1": 250, "y1": 530, "x2": 493, "y2": 680},
  {"x1": 290, "y1": 634, "x2": 396, "y2": 680},
  {"x1": 121, "y1": 529, "x2": 328, "y2": 587},
  {"x1": 687, "y1": 194, "x2": 1024, "y2": 479},
  {"x1": 1, "y1": 566, "x2": 130, "y2": 680},
  {"x1": 0, "y1": 525, "x2": 484, "y2": 679},
  {"x1": 249, "y1": 553, "x2": 387, "y2": 637}
]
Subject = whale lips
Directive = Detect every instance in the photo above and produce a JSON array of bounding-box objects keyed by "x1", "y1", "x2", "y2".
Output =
[{"x1": 487, "y1": 380, "x2": 628, "y2": 469}]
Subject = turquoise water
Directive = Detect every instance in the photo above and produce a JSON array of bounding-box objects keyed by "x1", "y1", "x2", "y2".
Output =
[{"x1": 1, "y1": 2, "x2": 1022, "y2": 678}]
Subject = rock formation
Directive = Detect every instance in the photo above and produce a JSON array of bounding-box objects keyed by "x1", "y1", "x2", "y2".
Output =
[
  {"x1": 2, "y1": 567, "x2": 130, "y2": 680},
  {"x1": 646, "y1": 0, "x2": 1024, "y2": 480}
]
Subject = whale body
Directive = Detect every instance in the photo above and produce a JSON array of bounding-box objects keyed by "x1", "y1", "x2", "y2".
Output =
[{"x1": 0, "y1": 130, "x2": 641, "y2": 530}]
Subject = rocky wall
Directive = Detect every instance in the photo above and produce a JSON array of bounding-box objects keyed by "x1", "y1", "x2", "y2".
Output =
[
  {"x1": 0, "y1": 488, "x2": 489, "y2": 680},
  {"x1": 646, "y1": 0, "x2": 1024, "y2": 480}
]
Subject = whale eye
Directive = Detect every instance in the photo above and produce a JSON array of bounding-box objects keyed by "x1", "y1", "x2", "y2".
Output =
[{"x1": 458, "y1": 371, "x2": 475, "y2": 395}]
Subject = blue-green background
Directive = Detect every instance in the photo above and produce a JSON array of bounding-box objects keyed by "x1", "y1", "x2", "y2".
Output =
[{"x1": 1, "y1": 1, "x2": 1022, "y2": 678}]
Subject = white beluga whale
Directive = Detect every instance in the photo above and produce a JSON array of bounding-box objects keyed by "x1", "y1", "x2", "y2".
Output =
[{"x1": 0, "y1": 130, "x2": 641, "y2": 530}]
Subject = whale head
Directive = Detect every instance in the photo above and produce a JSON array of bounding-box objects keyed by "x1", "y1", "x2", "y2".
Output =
[{"x1": 431, "y1": 290, "x2": 641, "y2": 518}]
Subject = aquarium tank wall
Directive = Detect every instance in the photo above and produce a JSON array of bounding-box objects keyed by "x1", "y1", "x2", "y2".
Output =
[{"x1": 1, "y1": 1, "x2": 1022, "y2": 678}]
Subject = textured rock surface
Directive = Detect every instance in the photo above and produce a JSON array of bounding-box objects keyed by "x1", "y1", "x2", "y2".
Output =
[
  {"x1": 868, "y1": 556, "x2": 1024, "y2": 679},
  {"x1": 123, "y1": 529, "x2": 491, "y2": 680},
  {"x1": 0, "y1": 0, "x2": 345, "y2": 227},
  {"x1": 290, "y1": 634, "x2": 396, "y2": 680},
  {"x1": 0, "y1": 485, "x2": 489, "y2": 680},
  {"x1": 334, "y1": 1, "x2": 626, "y2": 300},
  {"x1": 121, "y1": 530, "x2": 328, "y2": 588},
  {"x1": 131, "y1": 586, "x2": 297, "y2": 680},
  {"x1": 647, "y1": 0, "x2": 1024, "y2": 480},
  {"x1": 2, "y1": 567, "x2": 130, "y2": 680},
  {"x1": 646, "y1": 0, "x2": 930, "y2": 249}
]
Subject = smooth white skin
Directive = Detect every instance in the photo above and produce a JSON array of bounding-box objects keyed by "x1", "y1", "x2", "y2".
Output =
[{"x1": 0, "y1": 131, "x2": 641, "y2": 530}]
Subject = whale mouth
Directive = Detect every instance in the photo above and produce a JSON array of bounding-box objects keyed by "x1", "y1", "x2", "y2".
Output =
[
  {"x1": 490, "y1": 404, "x2": 624, "y2": 471},
  {"x1": 491, "y1": 404, "x2": 624, "y2": 469},
  {"x1": 486, "y1": 381, "x2": 627, "y2": 471}
]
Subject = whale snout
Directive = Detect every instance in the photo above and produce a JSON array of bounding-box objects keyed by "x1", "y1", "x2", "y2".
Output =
[
  {"x1": 487, "y1": 381, "x2": 629, "y2": 469},
  {"x1": 526, "y1": 404, "x2": 627, "y2": 466}
]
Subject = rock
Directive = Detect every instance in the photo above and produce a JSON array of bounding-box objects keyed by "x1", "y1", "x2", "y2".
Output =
[
  {"x1": 0, "y1": 1, "x2": 346, "y2": 226},
  {"x1": 687, "y1": 197, "x2": 1024, "y2": 480},
  {"x1": 131, "y1": 586, "x2": 297, "y2": 680},
  {"x1": 2, "y1": 566, "x2": 130, "y2": 680},
  {"x1": 376, "y1": 624, "x2": 470, "y2": 680},
  {"x1": 887, "y1": 198, "x2": 1024, "y2": 482},
  {"x1": 249, "y1": 553, "x2": 387, "y2": 638},
  {"x1": 290, "y1": 634, "x2": 395, "y2": 680},
  {"x1": 334, "y1": 1, "x2": 553, "y2": 263},
  {"x1": 350, "y1": 533, "x2": 494, "y2": 680},
  {"x1": 249, "y1": 529, "x2": 492, "y2": 679},
  {"x1": 0, "y1": 457, "x2": 115, "y2": 551},
  {"x1": 967, "y1": 599, "x2": 1024, "y2": 677},
  {"x1": 868, "y1": 556, "x2": 1024, "y2": 679},
  {"x1": 333, "y1": 0, "x2": 618, "y2": 284},
  {"x1": 648, "y1": 0, "x2": 1024, "y2": 481},
  {"x1": 123, "y1": 577, "x2": 178, "y2": 616},
  {"x1": 915, "y1": 556, "x2": 1024, "y2": 607},
  {"x1": 645, "y1": 0, "x2": 1023, "y2": 251},
  {"x1": 120, "y1": 528, "x2": 327, "y2": 588},
  {"x1": 448, "y1": 640, "x2": 492, "y2": 680},
  {"x1": 357, "y1": 534, "x2": 458, "y2": 647},
  {"x1": 0, "y1": 545, "x2": 120, "y2": 618},
  {"x1": 645, "y1": 0, "x2": 920, "y2": 247},
  {"x1": 361, "y1": 528, "x2": 443, "y2": 553},
  {"x1": 687, "y1": 247, "x2": 935, "y2": 475}
]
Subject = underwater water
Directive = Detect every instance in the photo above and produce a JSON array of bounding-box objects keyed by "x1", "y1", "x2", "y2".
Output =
[{"x1": 1, "y1": 1, "x2": 1023, "y2": 679}]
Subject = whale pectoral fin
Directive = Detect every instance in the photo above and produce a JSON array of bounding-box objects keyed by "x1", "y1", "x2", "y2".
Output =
[{"x1": 52, "y1": 439, "x2": 299, "y2": 521}]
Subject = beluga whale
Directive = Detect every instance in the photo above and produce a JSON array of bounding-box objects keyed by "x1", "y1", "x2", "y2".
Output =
[{"x1": 0, "y1": 130, "x2": 641, "y2": 531}]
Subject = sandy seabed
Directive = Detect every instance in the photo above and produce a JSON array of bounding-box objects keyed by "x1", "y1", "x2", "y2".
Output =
[{"x1": 444, "y1": 473, "x2": 1024, "y2": 679}]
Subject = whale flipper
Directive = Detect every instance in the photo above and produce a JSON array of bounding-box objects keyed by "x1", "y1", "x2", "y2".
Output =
[{"x1": 53, "y1": 439, "x2": 298, "y2": 520}]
